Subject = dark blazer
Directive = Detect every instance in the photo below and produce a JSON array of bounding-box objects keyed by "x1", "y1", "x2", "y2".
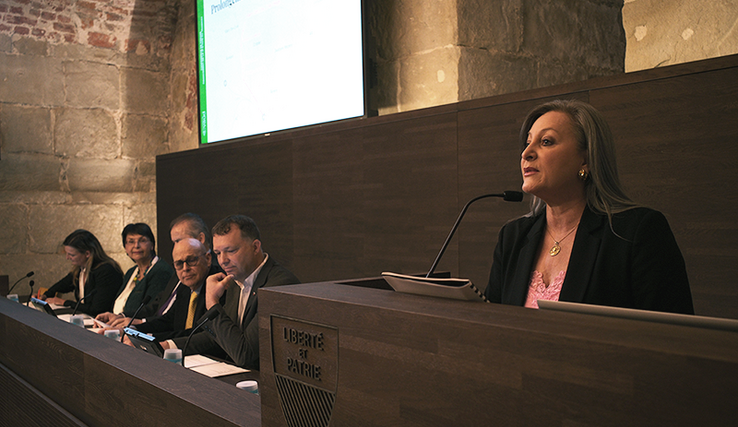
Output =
[
  {"x1": 136, "y1": 281, "x2": 207, "y2": 341},
  {"x1": 485, "y1": 206, "x2": 694, "y2": 314},
  {"x1": 135, "y1": 264, "x2": 222, "y2": 339},
  {"x1": 135, "y1": 274, "x2": 180, "y2": 319},
  {"x1": 44, "y1": 262, "x2": 123, "y2": 316},
  {"x1": 136, "y1": 264, "x2": 223, "y2": 319},
  {"x1": 117, "y1": 259, "x2": 174, "y2": 316},
  {"x1": 172, "y1": 255, "x2": 300, "y2": 369}
]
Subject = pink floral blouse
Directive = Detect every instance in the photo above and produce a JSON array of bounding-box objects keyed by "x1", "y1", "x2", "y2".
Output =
[{"x1": 524, "y1": 270, "x2": 565, "y2": 309}]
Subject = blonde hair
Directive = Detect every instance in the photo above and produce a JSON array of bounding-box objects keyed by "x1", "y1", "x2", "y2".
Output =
[{"x1": 520, "y1": 99, "x2": 638, "y2": 219}]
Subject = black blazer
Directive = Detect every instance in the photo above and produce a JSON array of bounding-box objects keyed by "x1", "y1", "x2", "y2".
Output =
[
  {"x1": 136, "y1": 279, "x2": 210, "y2": 341},
  {"x1": 117, "y1": 259, "x2": 174, "y2": 316},
  {"x1": 45, "y1": 262, "x2": 123, "y2": 316},
  {"x1": 485, "y1": 206, "x2": 694, "y2": 314},
  {"x1": 136, "y1": 264, "x2": 223, "y2": 319},
  {"x1": 172, "y1": 255, "x2": 300, "y2": 369}
]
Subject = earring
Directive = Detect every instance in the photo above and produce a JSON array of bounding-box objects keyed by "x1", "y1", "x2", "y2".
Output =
[{"x1": 578, "y1": 169, "x2": 589, "y2": 181}]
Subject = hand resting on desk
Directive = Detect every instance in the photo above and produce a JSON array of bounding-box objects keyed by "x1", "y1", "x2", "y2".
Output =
[{"x1": 96, "y1": 312, "x2": 143, "y2": 328}]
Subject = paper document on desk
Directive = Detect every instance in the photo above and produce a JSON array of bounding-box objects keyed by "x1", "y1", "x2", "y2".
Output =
[
  {"x1": 382, "y1": 272, "x2": 488, "y2": 302},
  {"x1": 185, "y1": 355, "x2": 249, "y2": 377}
]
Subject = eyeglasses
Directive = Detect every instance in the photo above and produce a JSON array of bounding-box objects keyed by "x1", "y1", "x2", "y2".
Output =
[
  {"x1": 125, "y1": 237, "x2": 151, "y2": 246},
  {"x1": 173, "y1": 255, "x2": 202, "y2": 270}
]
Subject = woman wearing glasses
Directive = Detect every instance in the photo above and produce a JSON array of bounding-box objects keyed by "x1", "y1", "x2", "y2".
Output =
[{"x1": 111, "y1": 223, "x2": 175, "y2": 317}]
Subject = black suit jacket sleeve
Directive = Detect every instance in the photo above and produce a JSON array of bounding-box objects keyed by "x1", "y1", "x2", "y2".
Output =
[
  {"x1": 136, "y1": 287, "x2": 183, "y2": 336},
  {"x1": 45, "y1": 263, "x2": 123, "y2": 316},
  {"x1": 45, "y1": 273, "x2": 75, "y2": 297},
  {"x1": 118, "y1": 260, "x2": 175, "y2": 316},
  {"x1": 136, "y1": 275, "x2": 180, "y2": 319},
  {"x1": 139, "y1": 280, "x2": 215, "y2": 341},
  {"x1": 172, "y1": 256, "x2": 300, "y2": 369},
  {"x1": 485, "y1": 207, "x2": 694, "y2": 314}
]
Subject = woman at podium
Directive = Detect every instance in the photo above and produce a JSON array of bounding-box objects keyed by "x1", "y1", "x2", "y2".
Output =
[
  {"x1": 485, "y1": 100, "x2": 694, "y2": 314},
  {"x1": 43, "y1": 229, "x2": 123, "y2": 316}
]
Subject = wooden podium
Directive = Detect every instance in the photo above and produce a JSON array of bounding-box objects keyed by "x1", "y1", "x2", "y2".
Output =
[{"x1": 258, "y1": 279, "x2": 738, "y2": 427}]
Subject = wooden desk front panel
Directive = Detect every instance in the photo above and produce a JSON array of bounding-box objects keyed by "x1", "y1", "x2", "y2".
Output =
[
  {"x1": 0, "y1": 298, "x2": 260, "y2": 427},
  {"x1": 259, "y1": 283, "x2": 738, "y2": 427}
]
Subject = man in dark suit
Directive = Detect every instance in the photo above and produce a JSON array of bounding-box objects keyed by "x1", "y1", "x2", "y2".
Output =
[
  {"x1": 100, "y1": 238, "x2": 218, "y2": 341},
  {"x1": 160, "y1": 215, "x2": 300, "y2": 369},
  {"x1": 132, "y1": 238, "x2": 218, "y2": 340}
]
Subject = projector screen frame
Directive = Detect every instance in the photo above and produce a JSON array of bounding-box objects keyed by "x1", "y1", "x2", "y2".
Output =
[{"x1": 194, "y1": 0, "x2": 374, "y2": 146}]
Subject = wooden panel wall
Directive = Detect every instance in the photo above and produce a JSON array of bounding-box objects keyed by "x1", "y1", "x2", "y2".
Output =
[{"x1": 157, "y1": 54, "x2": 738, "y2": 319}]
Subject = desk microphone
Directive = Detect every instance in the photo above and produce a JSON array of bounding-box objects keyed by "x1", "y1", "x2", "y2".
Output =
[
  {"x1": 8, "y1": 271, "x2": 34, "y2": 293},
  {"x1": 426, "y1": 191, "x2": 523, "y2": 277},
  {"x1": 71, "y1": 288, "x2": 98, "y2": 316},
  {"x1": 27, "y1": 280, "x2": 35, "y2": 305},
  {"x1": 121, "y1": 295, "x2": 152, "y2": 342},
  {"x1": 181, "y1": 307, "x2": 220, "y2": 366}
]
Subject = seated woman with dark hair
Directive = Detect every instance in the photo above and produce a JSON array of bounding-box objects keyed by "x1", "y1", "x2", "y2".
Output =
[
  {"x1": 43, "y1": 229, "x2": 123, "y2": 316},
  {"x1": 110, "y1": 223, "x2": 174, "y2": 317}
]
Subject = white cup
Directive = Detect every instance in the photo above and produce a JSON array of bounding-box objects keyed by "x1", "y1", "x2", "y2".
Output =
[
  {"x1": 7, "y1": 294, "x2": 19, "y2": 303},
  {"x1": 104, "y1": 329, "x2": 121, "y2": 340},
  {"x1": 69, "y1": 315, "x2": 85, "y2": 327},
  {"x1": 163, "y1": 348, "x2": 183, "y2": 365},
  {"x1": 236, "y1": 380, "x2": 259, "y2": 394}
]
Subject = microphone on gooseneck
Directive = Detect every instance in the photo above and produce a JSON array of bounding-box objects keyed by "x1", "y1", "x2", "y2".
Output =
[
  {"x1": 71, "y1": 288, "x2": 98, "y2": 316},
  {"x1": 9, "y1": 271, "x2": 34, "y2": 293},
  {"x1": 27, "y1": 280, "x2": 35, "y2": 305},
  {"x1": 181, "y1": 307, "x2": 220, "y2": 366},
  {"x1": 121, "y1": 295, "x2": 152, "y2": 342},
  {"x1": 426, "y1": 191, "x2": 524, "y2": 278}
]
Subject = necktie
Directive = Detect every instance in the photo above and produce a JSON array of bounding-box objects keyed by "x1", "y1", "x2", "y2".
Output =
[
  {"x1": 185, "y1": 292, "x2": 198, "y2": 329},
  {"x1": 156, "y1": 283, "x2": 179, "y2": 316}
]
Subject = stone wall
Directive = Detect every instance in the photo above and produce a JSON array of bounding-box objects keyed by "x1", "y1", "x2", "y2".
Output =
[
  {"x1": 370, "y1": 0, "x2": 626, "y2": 114},
  {"x1": 167, "y1": 0, "x2": 198, "y2": 153},
  {"x1": 0, "y1": 0, "x2": 178, "y2": 294},
  {"x1": 623, "y1": 0, "x2": 738, "y2": 72}
]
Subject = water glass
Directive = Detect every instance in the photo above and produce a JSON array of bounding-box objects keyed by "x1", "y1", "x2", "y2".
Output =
[
  {"x1": 163, "y1": 348, "x2": 183, "y2": 365},
  {"x1": 236, "y1": 380, "x2": 259, "y2": 394},
  {"x1": 104, "y1": 329, "x2": 121, "y2": 340},
  {"x1": 69, "y1": 315, "x2": 85, "y2": 327}
]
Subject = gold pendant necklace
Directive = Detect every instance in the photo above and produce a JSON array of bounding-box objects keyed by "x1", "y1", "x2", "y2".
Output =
[{"x1": 546, "y1": 224, "x2": 578, "y2": 257}]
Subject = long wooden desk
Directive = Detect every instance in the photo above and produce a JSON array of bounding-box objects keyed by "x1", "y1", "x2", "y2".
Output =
[
  {"x1": 0, "y1": 298, "x2": 260, "y2": 427},
  {"x1": 258, "y1": 280, "x2": 738, "y2": 426}
]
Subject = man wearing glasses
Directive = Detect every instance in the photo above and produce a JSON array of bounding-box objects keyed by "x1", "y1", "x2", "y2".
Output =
[
  {"x1": 160, "y1": 214, "x2": 300, "y2": 370},
  {"x1": 100, "y1": 238, "x2": 220, "y2": 340}
]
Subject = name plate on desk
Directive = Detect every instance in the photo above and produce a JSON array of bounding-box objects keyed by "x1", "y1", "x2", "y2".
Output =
[{"x1": 270, "y1": 315, "x2": 338, "y2": 392}]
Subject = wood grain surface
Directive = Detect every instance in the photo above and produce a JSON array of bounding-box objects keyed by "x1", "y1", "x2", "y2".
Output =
[{"x1": 157, "y1": 54, "x2": 738, "y2": 319}]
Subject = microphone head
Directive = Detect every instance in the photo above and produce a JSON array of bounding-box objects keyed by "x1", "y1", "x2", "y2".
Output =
[
  {"x1": 141, "y1": 295, "x2": 152, "y2": 305},
  {"x1": 29, "y1": 280, "x2": 34, "y2": 287},
  {"x1": 27, "y1": 271, "x2": 35, "y2": 278},
  {"x1": 503, "y1": 191, "x2": 524, "y2": 202}
]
